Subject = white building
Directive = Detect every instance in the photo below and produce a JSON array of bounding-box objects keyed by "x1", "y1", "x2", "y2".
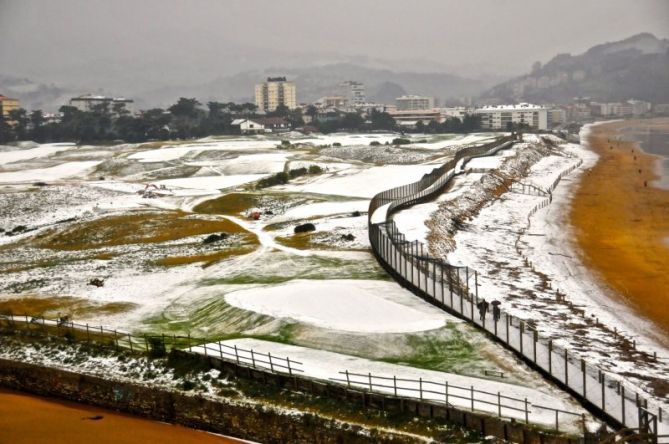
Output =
[
  {"x1": 627, "y1": 100, "x2": 652, "y2": 116},
  {"x1": 547, "y1": 108, "x2": 567, "y2": 127},
  {"x1": 338, "y1": 81, "x2": 366, "y2": 106},
  {"x1": 255, "y1": 77, "x2": 297, "y2": 112},
  {"x1": 69, "y1": 94, "x2": 134, "y2": 114},
  {"x1": 231, "y1": 118, "x2": 265, "y2": 134},
  {"x1": 474, "y1": 103, "x2": 548, "y2": 131},
  {"x1": 396, "y1": 95, "x2": 435, "y2": 111}
]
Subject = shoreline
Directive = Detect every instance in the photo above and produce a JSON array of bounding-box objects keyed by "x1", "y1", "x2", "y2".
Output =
[{"x1": 569, "y1": 119, "x2": 669, "y2": 341}]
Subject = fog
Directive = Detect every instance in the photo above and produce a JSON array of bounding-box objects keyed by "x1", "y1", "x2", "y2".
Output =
[{"x1": 1, "y1": 0, "x2": 667, "y2": 104}]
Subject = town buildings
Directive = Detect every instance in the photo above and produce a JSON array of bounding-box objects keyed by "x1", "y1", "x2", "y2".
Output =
[
  {"x1": 474, "y1": 103, "x2": 548, "y2": 131},
  {"x1": 396, "y1": 95, "x2": 435, "y2": 111},
  {"x1": 69, "y1": 94, "x2": 134, "y2": 114},
  {"x1": 254, "y1": 77, "x2": 297, "y2": 112},
  {"x1": 0, "y1": 95, "x2": 20, "y2": 119},
  {"x1": 338, "y1": 81, "x2": 366, "y2": 106}
]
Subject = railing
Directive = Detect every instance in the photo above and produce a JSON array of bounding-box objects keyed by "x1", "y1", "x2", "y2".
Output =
[
  {"x1": 189, "y1": 341, "x2": 303, "y2": 376},
  {"x1": 367, "y1": 136, "x2": 667, "y2": 443},
  {"x1": 0, "y1": 313, "x2": 201, "y2": 354},
  {"x1": 330, "y1": 370, "x2": 584, "y2": 432}
]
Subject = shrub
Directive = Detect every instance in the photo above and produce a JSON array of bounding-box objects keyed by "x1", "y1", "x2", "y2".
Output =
[
  {"x1": 369, "y1": 141, "x2": 381, "y2": 146},
  {"x1": 392, "y1": 138, "x2": 411, "y2": 145},
  {"x1": 294, "y1": 223, "x2": 316, "y2": 233},
  {"x1": 147, "y1": 336, "x2": 166, "y2": 358},
  {"x1": 307, "y1": 165, "x2": 323, "y2": 174},
  {"x1": 332, "y1": 142, "x2": 341, "y2": 147},
  {"x1": 257, "y1": 172, "x2": 290, "y2": 188},
  {"x1": 289, "y1": 167, "x2": 308, "y2": 179}
]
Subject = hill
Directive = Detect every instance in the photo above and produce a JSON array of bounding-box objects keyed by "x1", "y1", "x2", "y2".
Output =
[{"x1": 482, "y1": 33, "x2": 669, "y2": 104}]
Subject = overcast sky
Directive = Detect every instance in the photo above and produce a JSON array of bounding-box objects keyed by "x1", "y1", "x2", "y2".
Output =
[{"x1": 1, "y1": 0, "x2": 668, "y2": 85}]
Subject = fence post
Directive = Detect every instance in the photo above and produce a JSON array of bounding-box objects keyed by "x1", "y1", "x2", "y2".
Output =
[
  {"x1": 251, "y1": 350, "x2": 256, "y2": 368},
  {"x1": 548, "y1": 340, "x2": 552, "y2": 373},
  {"x1": 268, "y1": 352, "x2": 274, "y2": 372},
  {"x1": 219, "y1": 342, "x2": 223, "y2": 360},
  {"x1": 128, "y1": 334, "x2": 133, "y2": 352},
  {"x1": 445, "y1": 381, "x2": 448, "y2": 405},
  {"x1": 621, "y1": 385, "x2": 626, "y2": 426},
  {"x1": 555, "y1": 410, "x2": 559, "y2": 431},
  {"x1": 234, "y1": 345, "x2": 240, "y2": 364},
  {"x1": 581, "y1": 359, "x2": 586, "y2": 397},
  {"x1": 525, "y1": 398, "x2": 529, "y2": 424},
  {"x1": 394, "y1": 375, "x2": 397, "y2": 396},
  {"x1": 564, "y1": 349, "x2": 568, "y2": 385},
  {"x1": 287, "y1": 357, "x2": 292, "y2": 376},
  {"x1": 419, "y1": 378, "x2": 423, "y2": 400},
  {"x1": 498, "y1": 392, "x2": 501, "y2": 417},
  {"x1": 113, "y1": 330, "x2": 118, "y2": 350},
  {"x1": 345, "y1": 370, "x2": 351, "y2": 388},
  {"x1": 519, "y1": 322, "x2": 524, "y2": 355},
  {"x1": 86, "y1": 324, "x2": 90, "y2": 343},
  {"x1": 471, "y1": 386, "x2": 474, "y2": 411},
  {"x1": 600, "y1": 371, "x2": 605, "y2": 412},
  {"x1": 474, "y1": 270, "x2": 478, "y2": 301},
  {"x1": 368, "y1": 373, "x2": 373, "y2": 392}
]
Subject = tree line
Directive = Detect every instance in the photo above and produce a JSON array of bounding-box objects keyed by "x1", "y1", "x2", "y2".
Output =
[{"x1": 0, "y1": 97, "x2": 482, "y2": 144}]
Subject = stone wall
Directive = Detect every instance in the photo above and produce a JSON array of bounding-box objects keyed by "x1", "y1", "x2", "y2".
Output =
[{"x1": 0, "y1": 358, "x2": 419, "y2": 444}]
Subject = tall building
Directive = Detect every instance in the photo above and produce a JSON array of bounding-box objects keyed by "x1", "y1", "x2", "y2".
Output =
[
  {"x1": 0, "y1": 95, "x2": 20, "y2": 119},
  {"x1": 338, "y1": 81, "x2": 365, "y2": 106},
  {"x1": 474, "y1": 103, "x2": 548, "y2": 131},
  {"x1": 255, "y1": 77, "x2": 297, "y2": 112},
  {"x1": 69, "y1": 94, "x2": 134, "y2": 114},
  {"x1": 396, "y1": 95, "x2": 435, "y2": 111}
]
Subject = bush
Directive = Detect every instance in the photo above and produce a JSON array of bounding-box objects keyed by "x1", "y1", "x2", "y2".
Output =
[
  {"x1": 257, "y1": 172, "x2": 289, "y2": 188},
  {"x1": 147, "y1": 336, "x2": 166, "y2": 358},
  {"x1": 369, "y1": 141, "x2": 381, "y2": 146},
  {"x1": 294, "y1": 223, "x2": 316, "y2": 233},
  {"x1": 307, "y1": 165, "x2": 323, "y2": 174},
  {"x1": 289, "y1": 167, "x2": 308, "y2": 179},
  {"x1": 332, "y1": 142, "x2": 341, "y2": 147},
  {"x1": 392, "y1": 138, "x2": 411, "y2": 145}
]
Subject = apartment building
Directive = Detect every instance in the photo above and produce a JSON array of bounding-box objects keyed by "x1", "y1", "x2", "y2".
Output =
[
  {"x1": 474, "y1": 103, "x2": 548, "y2": 131},
  {"x1": 338, "y1": 81, "x2": 366, "y2": 106},
  {"x1": 69, "y1": 94, "x2": 134, "y2": 114},
  {"x1": 0, "y1": 95, "x2": 20, "y2": 119},
  {"x1": 396, "y1": 95, "x2": 435, "y2": 111},
  {"x1": 254, "y1": 77, "x2": 297, "y2": 112}
]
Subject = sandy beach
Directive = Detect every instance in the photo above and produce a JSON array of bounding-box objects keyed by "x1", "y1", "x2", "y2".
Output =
[
  {"x1": 571, "y1": 119, "x2": 669, "y2": 336},
  {"x1": 0, "y1": 388, "x2": 244, "y2": 444}
]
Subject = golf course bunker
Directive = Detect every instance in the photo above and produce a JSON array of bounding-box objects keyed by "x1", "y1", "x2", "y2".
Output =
[{"x1": 224, "y1": 279, "x2": 451, "y2": 333}]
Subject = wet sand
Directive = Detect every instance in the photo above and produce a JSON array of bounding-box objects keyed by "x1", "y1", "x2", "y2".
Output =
[
  {"x1": 571, "y1": 119, "x2": 669, "y2": 336},
  {"x1": 0, "y1": 388, "x2": 245, "y2": 444}
]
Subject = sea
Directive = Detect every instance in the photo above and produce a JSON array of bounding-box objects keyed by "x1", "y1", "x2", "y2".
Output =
[{"x1": 619, "y1": 124, "x2": 669, "y2": 190}]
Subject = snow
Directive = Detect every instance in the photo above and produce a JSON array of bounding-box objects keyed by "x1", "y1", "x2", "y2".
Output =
[
  {"x1": 0, "y1": 143, "x2": 76, "y2": 166},
  {"x1": 269, "y1": 200, "x2": 368, "y2": 223},
  {"x1": 128, "y1": 140, "x2": 282, "y2": 162},
  {"x1": 0, "y1": 161, "x2": 101, "y2": 183},
  {"x1": 430, "y1": 131, "x2": 669, "y2": 417},
  {"x1": 191, "y1": 338, "x2": 591, "y2": 432},
  {"x1": 281, "y1": 165, "x2": 438, "y2": 198},
  {"x1": 410, "y1": 133, "x2": 506, "y2": 151},
  {"x1": 224, "y1": 279, "x2": 451, "y2": 333},
  {"x1": 191, "y1": 153, "x2": 291, "y2": 175},
  {"x1": 153, "y1": 174, "x2": 269, "y2": 194}
]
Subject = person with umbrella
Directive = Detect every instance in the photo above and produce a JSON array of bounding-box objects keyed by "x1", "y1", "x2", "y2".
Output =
[{"x1": 492, "y1": 300, "x2": 501, "y2": 322}]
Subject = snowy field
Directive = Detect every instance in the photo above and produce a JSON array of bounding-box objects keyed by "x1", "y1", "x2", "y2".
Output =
[
  {"x1": 422, "y1": 132, "x2": 669, "y2": 413},
  {"x1": 191, "y1": 338, "x2": 594, "y2": 433},
  {"x1": 0, "y1": 131, "x2": 616, "y2": 429}
]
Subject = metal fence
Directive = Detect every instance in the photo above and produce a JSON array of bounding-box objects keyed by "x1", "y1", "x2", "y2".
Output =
[
  {"x1": 367, "y1": 137, "x2": 668, "y2": 442},
  {"x1": 330, "y1": 370, "x2": 585, "y2": 433}
]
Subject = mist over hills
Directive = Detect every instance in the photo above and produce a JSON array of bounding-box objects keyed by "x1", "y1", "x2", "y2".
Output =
[
  {"x1": 483, "y1": 33, "x2": 669, "y2": 104},
  {"x1": 3, "y1": 33, "x2": 669, "y2": 112}
]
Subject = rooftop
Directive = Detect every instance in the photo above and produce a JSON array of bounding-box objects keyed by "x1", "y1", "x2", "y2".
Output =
[{"x1": 476, "y1": 103, "x2": 545, "y2": 111}]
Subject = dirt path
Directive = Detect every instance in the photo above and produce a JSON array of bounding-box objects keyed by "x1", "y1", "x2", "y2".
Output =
[
  {"x1": 571, "y1": 119, "x2": 669, "y2": 336},
  {"x1": 0, "y1": 388, "x2": 246, "y2": 444}
]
